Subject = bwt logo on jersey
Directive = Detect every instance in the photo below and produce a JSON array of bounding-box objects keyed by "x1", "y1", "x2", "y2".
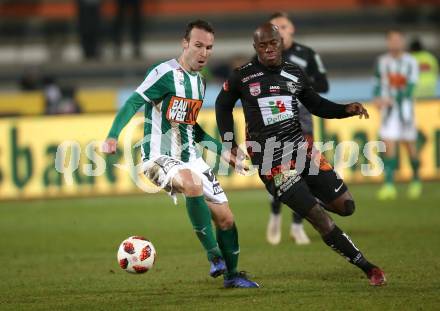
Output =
[
  {"x1": 166, "y1": 96, "x2": 203, "y2": 125},
  {"x1": 258, "y1": 96, "x2": 293, "y2": 126}
]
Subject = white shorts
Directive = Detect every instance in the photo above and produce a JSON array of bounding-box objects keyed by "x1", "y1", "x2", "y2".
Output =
[
  {"x1": 379, "y1": 103, "x2": 417, "y2": 141},
  {"x1": 142, "y1": 155, "x2": 228, "y2": 204}
]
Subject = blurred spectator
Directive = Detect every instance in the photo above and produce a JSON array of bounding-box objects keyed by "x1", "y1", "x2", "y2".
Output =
[
  {"x1": 19, "y1": 67, "x2": 42, "y2": 91},
  {"x1": 212, "y1": 54, "x2": 249, "y2": 81},
  {"x1": 374, "y1": 30, "x2": 421, "y2": 200},
  {"x1": 409, "y1": 38, "x2": 439, "y2": 98},
  {"x1": 113, "y1": 0, "x2": 143, "y2": 59},
  {"x1": 77, "y1": 0, "x2": 102, "y2": 60},
  {"x1": 395, "y1": 0, "x2": 421, "y2": 24},
  {"x1": 44, "y1": 77, "x2": 81, "y2": 115}
]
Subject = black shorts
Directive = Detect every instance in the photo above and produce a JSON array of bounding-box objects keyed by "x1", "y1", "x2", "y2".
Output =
[{"x1": 260, "y1": 155, "x2": 348, "y2": 217}]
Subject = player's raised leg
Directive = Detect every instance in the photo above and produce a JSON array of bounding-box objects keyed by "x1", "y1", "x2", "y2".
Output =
[
  {"x1": 305, "y1": 204, "x2": 386, "y2": 286},
  {"x1": 319, "y1": 191, "x2": 356, "y2": 217},
  {"x1": 278, "y1": 178, "x2": 386, "y2": 286}
]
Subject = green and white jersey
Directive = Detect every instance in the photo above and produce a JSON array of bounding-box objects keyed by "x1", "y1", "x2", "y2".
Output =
[
  {"x1": 374, "y1": 52, "x2": 419, "y2": 102},
  {"x1": 108, "y1": 58, "x2": 207, "y2": 162},
  {"x1": 374, "y1": 52, "x2": 419, "y2": 123}
]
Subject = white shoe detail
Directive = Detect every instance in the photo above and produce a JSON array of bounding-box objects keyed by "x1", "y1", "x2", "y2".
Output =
[
  {"x1": 266, "y1": 214, "x2": 282, "y2": 245},
  {"x1": 290, "y1": 224, "x2": 311, "y2": 245}
]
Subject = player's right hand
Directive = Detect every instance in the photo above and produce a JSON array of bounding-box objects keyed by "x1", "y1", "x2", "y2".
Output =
[
  {"x1": 102, "y1": 138, "x2": 117, "y2": 154},
  {"x1": 346, "y1": 102, "x2": 370, "y2": 119}
]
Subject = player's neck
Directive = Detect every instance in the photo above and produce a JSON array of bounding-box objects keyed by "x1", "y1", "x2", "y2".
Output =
[
  {"x1": 257, "y1": 56, "x2": 282, "y2": 69},
  {"x1": 177, "y1": 56, "x2": 197, "y2": 74}
]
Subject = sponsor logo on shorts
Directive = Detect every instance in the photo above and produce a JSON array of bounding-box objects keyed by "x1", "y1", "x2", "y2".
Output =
[
  {"x1": 166, "y1": 96, "x2": 203, "y2": 125},
  {"x1": 275, "y1": 169, "x2": 301, "y2": 196},
  {"x1": 203, "y1": 169, "x2": 224, "y2": 195},
  {"x1": 274, "y1": 169, "x2": 298, "y2": 187},
  {"x1": 154, "y1": 156, "x2": 182, "y2": 174}
]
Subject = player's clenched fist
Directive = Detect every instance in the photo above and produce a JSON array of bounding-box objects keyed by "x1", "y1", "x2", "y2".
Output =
[
  {"x1": 345, "y1": 102, "x2": 370, "y2": 119},
  {"x1": 102, "y1": 138, "x2": 117, "y2": 154}
]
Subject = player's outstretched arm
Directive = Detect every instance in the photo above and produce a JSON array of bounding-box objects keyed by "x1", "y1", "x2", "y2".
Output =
[
  {"x1": 102, "y1": 92, "x2": 145, "y2": 154},
  {"x1": 299, "y1": 82, "x2": 370, "y2": 120}
]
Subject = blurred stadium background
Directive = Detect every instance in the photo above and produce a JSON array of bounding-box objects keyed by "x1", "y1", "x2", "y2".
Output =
[
  {"x1": 0, "y1": 1, "x2": 439, "y2": 310},
  {"x1": 1, "y1": 0, "x2": 439, "y2": 199}
]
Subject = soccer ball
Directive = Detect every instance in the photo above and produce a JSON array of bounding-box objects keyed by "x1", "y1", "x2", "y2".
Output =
[{"x1": 117, "y1": 236, "x2": 156, "y2": 273}]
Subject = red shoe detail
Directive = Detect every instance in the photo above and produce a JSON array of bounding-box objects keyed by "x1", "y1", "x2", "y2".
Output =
[{"x1": 367, "y1": 267, "x2": 386, "y2": 286}]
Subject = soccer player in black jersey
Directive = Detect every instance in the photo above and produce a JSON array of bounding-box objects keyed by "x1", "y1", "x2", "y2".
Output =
[
  {"x1": 266, "y1": 12, "x2": 329, "y2": 246},
  {"x1": 215, "y1": 23, "x2": 386, "y2": 286}
]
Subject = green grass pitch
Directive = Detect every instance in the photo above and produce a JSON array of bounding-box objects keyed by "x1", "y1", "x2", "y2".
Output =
[{"x1": 1, "y1": 183, "x2": 440, "y2": 310}]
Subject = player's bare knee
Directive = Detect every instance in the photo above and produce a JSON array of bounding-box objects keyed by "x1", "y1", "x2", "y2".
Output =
[
  {"x1": 341, "y1": 200, "x2": 355, "y2": 216},
  {"x1": 179, "y1": 169, "x2": 203, "y2": 196},
  {"x1": 183, "y1": 181, "x2": 203, "y2": 196},
  {"x1": 217, "y1": 215, "x2": 234, "y2": 230}
]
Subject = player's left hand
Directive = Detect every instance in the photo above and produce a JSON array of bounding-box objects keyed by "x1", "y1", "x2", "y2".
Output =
[
  {"x1": 346, "y1": 102, "x2": 369, "y2": 119},
  {"x1": 102, "y1": 138, "x2": 117, "y2": 154},
  {"x1": 222, "y1": 146, "x2": 250, "y2": 175}
]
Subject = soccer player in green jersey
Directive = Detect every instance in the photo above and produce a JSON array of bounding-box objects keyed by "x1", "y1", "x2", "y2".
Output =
[
  {"x1": 374, "y1": 30, "x2": 421, "y2": 200},
  {"x1": 102, "y1": 20, "x2": 258, "y2": 288}
]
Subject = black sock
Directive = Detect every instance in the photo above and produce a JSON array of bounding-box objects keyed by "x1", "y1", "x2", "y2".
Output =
[
  {"x1": 271, "y1": 197, "x2": 282, "y2": 215},
  {"x1": 323, "y1": 226, "x2": 376, "y2": 274},
  {"x1": 293, "y1": 212, "x2": 303, "y2": 224}
]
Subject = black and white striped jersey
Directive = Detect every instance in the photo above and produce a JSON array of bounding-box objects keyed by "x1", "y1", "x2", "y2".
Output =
[{"x1": 215, "y1": 58, "x2": 349, "y2": 169}]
